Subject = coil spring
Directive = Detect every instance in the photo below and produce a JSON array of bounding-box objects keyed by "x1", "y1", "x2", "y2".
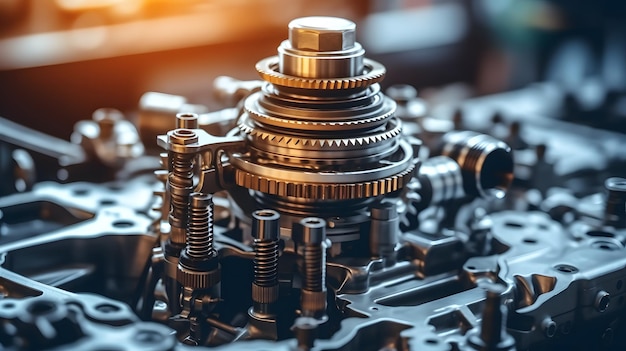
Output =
[
  {"x1": 186, "y1": 194, "x2": 215, "y2": 260},
  {"x1": 168, "y1": 151, "x2": 195, "y2": 241},
  {"x1": 302, "y1": 245, "x2": 325, "y2": 292},
  {"x1": 253, "y1": 240, "x2": 279, "y2": 287}
]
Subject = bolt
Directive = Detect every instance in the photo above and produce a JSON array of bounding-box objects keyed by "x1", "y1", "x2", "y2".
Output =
[
  {"x1": 604, "y1": 177, "x2": 626, "y2": 228},
  {"x1": 250, "y1": 209, "x2": 280, "y2": 316},
  {"x1": 167, "y1": 133, "x2": 197, "y2": 245},
  {"x1": 369, "y1": 201, "x2": 399, "y2": 266},
  {"x1": 185, "y1": 193, "x2": 216, "y2": 260},
  {"x1": 467, "y1": 284, "x2": 515, "y2": 351},
  {"x1": 542, "y1": 318, "x2": 557, "y2": 338},
  {"x1": 293, "y1": 217, "x2": 327, "y2": 319},
  {"x1": 595, "y1": 290, "x2": 610, "y2": 312},
  {"x1": 289, "y1": 16, "x2": 355, "y2": 52},
  {"x1": 177, "y1": 193, "x2": 220, "y2": 290},
  {"x1": 93, "y1": 108, "x2": 123, "y2": 139}
]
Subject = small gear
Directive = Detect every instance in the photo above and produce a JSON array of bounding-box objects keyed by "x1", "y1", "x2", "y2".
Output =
[{"x1": 256, "y1": 57, "x2": 385, "y2": 90}]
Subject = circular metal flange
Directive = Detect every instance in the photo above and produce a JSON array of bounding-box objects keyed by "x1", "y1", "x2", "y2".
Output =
[
  {"x1": 256, "y1": 56, "x2": 385, "y2": 90},
  {"x1": 230, "y1": 141, "x2": 415, "y2": 200}
]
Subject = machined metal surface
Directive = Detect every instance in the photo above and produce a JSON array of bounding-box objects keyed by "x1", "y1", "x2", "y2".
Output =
[{"x1": 2, "y1": 14, "x2": 626, "y2": 351}]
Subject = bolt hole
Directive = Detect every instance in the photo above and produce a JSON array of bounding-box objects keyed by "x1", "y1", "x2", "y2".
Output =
[
  {"x1": 72, "y1": 188, "x2": 89, "y2": 196},
  {"x1": 99, "y1": 199, "x2": 116, "y2": 206},
  {"x1": 112, "y1": 220, "x2": 134, "y2": 228},
  {"x1": 3, "y1": 302, "x2": 15, "y2": 309},
  {"x1": 27, "y1": 300, "x2": 56, "y2": 315},
  {"x1": 587, "y1": 230, "x2": 615, "y2": 238},
  {"x1": 555, "y1": 264, "x2": 578, "y2": 273},
  {"x1": 425, "y1": 339, "x2": 438, "y2": 345},
  {"x1": 134, "y1": 329, "x2": 164, "y2": 344},
  {"x1": 505, "y1": 222, "x2": 523, "y2": 228},
  {"x1": 466, "y1": 265, "x2": 476, "y2": 270},
  {"x1": 96, "y1": 303, "x2": 120, "y2": 313},
  {"x1": 523, "y1": 238, "x2": 537, "y2": 244}
]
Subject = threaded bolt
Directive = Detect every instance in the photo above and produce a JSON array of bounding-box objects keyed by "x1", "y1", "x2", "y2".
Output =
[
  {"x1": 167, "y1": 129, "x2": 197, "y2": 245},
  {"x1": 186, "y1": 193, "x2": 215, "y2": 260},
  {"x1": 250, "y1": 209, "x2": 280, "y2": 315},
  {"x1": 293, "y1": 217, "x2": 327, "y2": 319}
]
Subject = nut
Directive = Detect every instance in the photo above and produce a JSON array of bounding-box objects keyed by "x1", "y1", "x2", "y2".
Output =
[
  {"x1": 168, "y1": 129, "x2": 198, "y2": 145},
  {"x1": 289, "y1": 16, "x2": 355, "y2": 52}
]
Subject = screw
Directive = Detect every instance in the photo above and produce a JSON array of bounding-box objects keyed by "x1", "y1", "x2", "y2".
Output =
[
  {"x1": 250, "y1": 209, "x2": 280, "y2": 316},
  {"x1": 293, "y1": 217, "x2": 327, "y2": 319}
]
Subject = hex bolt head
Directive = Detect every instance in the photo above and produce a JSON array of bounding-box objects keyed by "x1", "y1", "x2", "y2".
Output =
[
  {"x1": 542, "y1": 318, "x2": 557, "y2": 338},
  {"x1": 289, "y1": 16, "x2": 356, "y2": 52}
]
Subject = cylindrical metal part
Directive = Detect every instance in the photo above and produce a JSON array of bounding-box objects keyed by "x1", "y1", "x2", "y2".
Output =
[
  {"x1": 279, "y1": 17, "x2": 364, "y2": 79},
  {"x1": 251, "y1": 209, "x2": 281, "y2": 315},
  {"x1": 467, "y1": 284, "x2": 515, "y2": 351},
  {"x1": 295, "y1": 217, "x2": 328, "y2": 319},
  {"x1": 167, "y1": 129, "x2": 198, "y2": 245},
  {"x1": 604, "y1": 177, "x2": 626, "y2": 228},
  {"x1": 418, "y1": 156, "x2": 466, "y2": 205},
  {"x1": 176, "y1": 112, "x2": 199, "y2": 130},
  {"x1": 186, "y1": 193, "x2": 215, "y2": 260},
  {"x1": 440, "y1": 131, "x2": 513, "y2": 199},
  {"x1": 369, "y1": 202, "x2": 399, "y2": 265}
]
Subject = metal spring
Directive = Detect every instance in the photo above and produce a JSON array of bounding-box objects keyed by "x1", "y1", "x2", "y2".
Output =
[
  {"x1": 168, "y1": 151, "x2": 195, "y2": 240},
  {"x1": 186, "y1": 193, "x2": 214, "y2": 259},
  {"x1": 302, "y1": 245, "x2": 325, "y2": 292},
  {"x1": 253, "y1": 240, "x2": 279, "y2": 287}
]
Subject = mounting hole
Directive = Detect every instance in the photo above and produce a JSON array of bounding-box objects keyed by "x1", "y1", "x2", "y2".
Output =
[
  {"x1": 72, "y1": 188, "x2": 89, "y2": 196},
  {"x1": 99, "y1": 199, "x2": 116, "y2": 206},
  {"x1": 112, "y1": 220, "x2": 134, "y2": 228},
  {"x1": 370, "y1": 307, "x2": 378, "y2": 311},
  {"x1": 96, "y1": 303, "x2": 121, "y2": 313},
  {"x1": 505, "y1": 222, "x2": 524, "y2": 228},
  {"x1": 425, "y1": 339, "x2": 438, "y2": 345},
  {"x1": 522, "y1": 238, "x2": 537, "y2": 244},
  {"x1": 134, "y1": 329, "x2": 164, "y2": 344},
  {"x1": 555, "y1": 264, "x2": 578, "y2": 273},
  {"x1": 587, "y1": 230, "x2": 615, "y2": 238},
  {"x1": 3, "y1": 302, "x2": 15, "y2": 309},
  {"x1": 591, "y1": 241, "x2": 619, "y2": 251},
  {"x1": 538, "y1": 224, "x2": 549, "y2": 230},
  {"x1": 27, "y1": 300, "x2": 56, "y2": 315},
  {"x1": 466, "y1": 265, "x2": 476, "y2": 270}
]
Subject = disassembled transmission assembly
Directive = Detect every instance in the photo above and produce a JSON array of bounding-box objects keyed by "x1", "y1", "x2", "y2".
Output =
[{"x1": 1, "y1": 16, "x2": 626, "y2": 351}]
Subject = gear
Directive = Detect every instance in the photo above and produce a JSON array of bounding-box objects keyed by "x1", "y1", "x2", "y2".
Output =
[{"x1": 256, "y1": 57, "x2": 385, "y2": 90}]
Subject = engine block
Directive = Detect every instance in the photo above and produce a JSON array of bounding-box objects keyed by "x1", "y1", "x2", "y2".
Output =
[{"x1": 1, "y1": 16, "x2": 626, "y2": 351}]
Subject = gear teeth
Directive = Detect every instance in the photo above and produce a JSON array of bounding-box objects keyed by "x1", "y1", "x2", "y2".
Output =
[
  {"x1": 234, "y1": 163, "x2": 415, "y2": 200},
  {"x1": 256, "y1": 57, "x2": 385, "y2": 90}
]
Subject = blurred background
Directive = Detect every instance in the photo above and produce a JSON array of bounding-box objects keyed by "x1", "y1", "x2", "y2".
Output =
[{"x1": 0, "y1": 0, "x2": 625, "y2": 140}]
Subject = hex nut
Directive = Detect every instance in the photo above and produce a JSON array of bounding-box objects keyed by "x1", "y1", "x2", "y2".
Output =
[
  {"x1": 289, "y1": 17, "x2": 356, "y2": 52},
  {"x1": 168, "y1": 129, "x2": 198, "y2": 145}
]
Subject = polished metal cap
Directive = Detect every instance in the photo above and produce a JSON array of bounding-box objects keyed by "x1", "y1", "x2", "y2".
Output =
[{"x1": 289, "y1": 16, "x2": 356, "y2": 52}]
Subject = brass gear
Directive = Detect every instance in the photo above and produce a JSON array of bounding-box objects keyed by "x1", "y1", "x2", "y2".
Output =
[
  {"x1": 256, "y1": 56, "x2": 385, "y2": 90},
  {"x1": 234, "y1": 163, "x2": 415, "y2": 200}
]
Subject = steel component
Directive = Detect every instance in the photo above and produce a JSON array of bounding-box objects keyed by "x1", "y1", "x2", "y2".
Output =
[
  {"x1": 604, "y1": 177, "x2": 626, "y2": 228},
  {"x1": 369, "y1": 201, "x2": 399, "y2": 266},
  {"x1": 250, "y1": 209, "x2": 280, "y2": 316},
  {"x1": 294, "y1": 218, "x2": 328, "y2": 319},
  {"x1": 440, "y1": 131, "x2": 514, "y2": 199},
  {"x1": 466, "y1": 285, "x2": 515, "y2": 351},
  {"x1": 167, "y1": 129, "x2": 197, "y2": 245}
]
